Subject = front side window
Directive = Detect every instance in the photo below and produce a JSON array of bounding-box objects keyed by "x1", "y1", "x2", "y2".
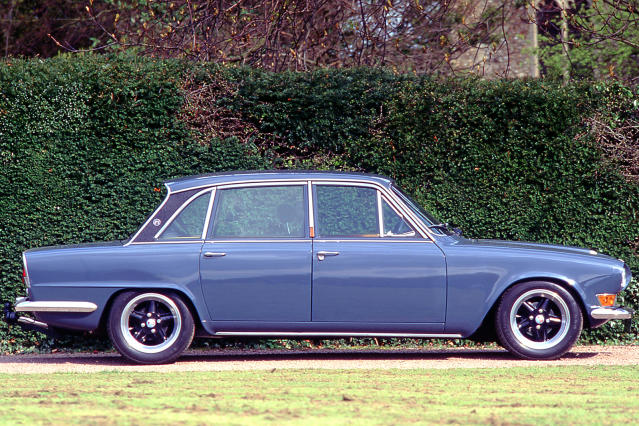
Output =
[
  {"x1": 315, "y1": 185, "x2": 379, "y2": 237},
  {"x1": 157, "y1": 192, "x2": 211, "y2": 240},
  {"x1": 382, "y1": 199, "x2": 415, "y2": 237},
  {"x1": 211, "y1": 185, "x2": 305, "y2": 238}
]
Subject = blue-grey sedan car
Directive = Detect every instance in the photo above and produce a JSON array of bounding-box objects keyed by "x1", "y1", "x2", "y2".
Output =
[{"x1": 4, "y1": 171, "x2": 633, "y2": 364}]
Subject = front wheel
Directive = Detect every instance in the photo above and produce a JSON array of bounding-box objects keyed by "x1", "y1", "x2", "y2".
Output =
[
  {"x1": 107, "y1": 291, "x2": 195, "y2": 364},
  {"x1": 495, "y1": 281, "x2": 582, "y2": 360}
]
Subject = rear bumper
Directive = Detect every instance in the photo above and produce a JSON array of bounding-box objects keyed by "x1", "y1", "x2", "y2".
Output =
[
  {"x1": 3, "y1": 296, "x2": 97, "y2": 335},
  {"x1": 590, "y1": 306, "x2": 634, "y2": 320},
  {"x1": 14, "y1": 297, "x2": 98, "y2": 313}
]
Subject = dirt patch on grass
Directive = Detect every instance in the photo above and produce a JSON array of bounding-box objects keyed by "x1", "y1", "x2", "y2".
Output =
[{"x1": 0, "y1": 345, "x2": 636, "y2": 374}]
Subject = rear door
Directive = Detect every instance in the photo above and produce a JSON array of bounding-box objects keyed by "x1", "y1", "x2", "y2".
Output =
[{"x1": 200, "y1": 183, "x2": 312, "y2": 323}]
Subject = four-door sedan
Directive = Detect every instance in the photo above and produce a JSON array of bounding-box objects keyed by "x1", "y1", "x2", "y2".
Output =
[{"x1": 4, "y1": 171, "x2": 633, "y2": 364}]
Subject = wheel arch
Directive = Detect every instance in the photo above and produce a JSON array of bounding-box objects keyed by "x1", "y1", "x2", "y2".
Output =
[
  {"x1": 469, "y1": 276, "x2": 591, "y2": 341},
  {"x1": 98, "y1": 287, "x2": 204, "y2": 334},
  {"x1": 506, "y1": 277, "x2": 589, "y2": 327}
]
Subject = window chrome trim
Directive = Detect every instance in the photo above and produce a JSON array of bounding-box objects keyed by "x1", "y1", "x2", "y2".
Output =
[
  {"x1": 208, "y1": 182, "x2": 309, "y2": 241},
  {"x1": 314, "y1": 239, "x2": 432, "y2": 243},
  {"x1": 380, "y1": 194, "x2": 417, "y2": 238},
  {"x1": 215, "y1": 180, "x2": 308, "y2": 190},
  {"x1": 382, "y1": 186, "x2": 432, "y2": 239},
  {"x1": 205, "y1": 239, "x2": 310, "y2": 243},
  {"x1": 376, "y1": 190, "x2": 384, "y2": 237},
  {"x1": 201, "y1": 188, "x2": 217, "y2": 240},
  {"x1": 153, "y1": 188, "x2": 213, "y2": 240},
  {"x1": 310, "y1": 180, "x2": 430, "y2": 240},
  {"x1": 125, "y1": 183, "x2": 172, "y2": 246},
  {"x1": 128, "y1": 241, "x2": 204, "y2": 245},
  {"x1": 307, "y1": 181, "x2": 315, "y2": 237},
  {"x1": 169, "y1": 177, "x2": 390, "y2": 194},
  {"x1": 151, "y1": 177, "x2": 437, "y2": 240}
]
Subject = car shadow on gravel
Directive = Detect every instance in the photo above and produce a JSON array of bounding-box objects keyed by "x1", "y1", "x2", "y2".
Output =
[
  {"x1": 174, "y1": 349, "x2": 600, "y2": 363},
  {"x1": 0, "y1": 348, "x2": 599, "y2": 367}
]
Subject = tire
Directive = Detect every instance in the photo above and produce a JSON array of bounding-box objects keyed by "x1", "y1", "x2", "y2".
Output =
[
  {"x1": 495, "y1": 281, "x2": 582, "y2": 360},
  {"x1": 107, "y1": 291, "x2": 195, "y2": 364}
]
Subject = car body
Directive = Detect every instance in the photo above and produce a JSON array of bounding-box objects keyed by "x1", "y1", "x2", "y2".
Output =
[{"x1": 5, "y1": 171, "x2": 633, "y2": 363}]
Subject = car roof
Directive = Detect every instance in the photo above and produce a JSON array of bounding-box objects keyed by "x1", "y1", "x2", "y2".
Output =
[{"x1": 164, "y1": 170, "x2": 394, "y2": 193}]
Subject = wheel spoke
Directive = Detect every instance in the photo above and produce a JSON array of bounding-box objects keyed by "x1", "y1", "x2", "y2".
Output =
[
  {"x1": 546, "y1": 318, "x2": 562, "y2": 333},
  {"x1": 159, "y1": 313, "x2": 174, "y2": 322},
  {"x1": 157, "y1": 326, "x2": 167, "y2": 340},
  {"x1": 541, "y1": 326, "x2": 549, "y2": 341},
  {"x1": 522, "y1": 301, "x2": 536, "y2": 312},
  {"x1": 532, "y1": 326, "x2": 542, "y2": 341},
  {"x1": 148, "y1": 300, "x2": 157, "y2": 314},
  {"x1": 130, "y1": 310, "x2": 145, "y2": 321},
  {"x1": 518, "y1": 319, "x2": 531, "y2": 328},
  {"x1": 538, "y1": 298, "x2": 550, "y2": 312}
]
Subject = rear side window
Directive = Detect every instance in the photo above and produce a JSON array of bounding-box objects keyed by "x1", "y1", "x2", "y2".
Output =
[
  {"x1": 211, "y1": 186, "x2": 305, "y2": 238},
  {"x1": 157, "y1": 192, "x2": 211, "y2": 240}
]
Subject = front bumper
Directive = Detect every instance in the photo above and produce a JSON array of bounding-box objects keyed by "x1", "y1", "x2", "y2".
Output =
[{"x1": 590, "y1": 306, "x2": 634, "y2": 320}]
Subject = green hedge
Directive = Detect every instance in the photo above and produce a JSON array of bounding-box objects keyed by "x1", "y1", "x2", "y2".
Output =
[{"x1": 0, "y1": 54, "x2": 637, "y2": 351}]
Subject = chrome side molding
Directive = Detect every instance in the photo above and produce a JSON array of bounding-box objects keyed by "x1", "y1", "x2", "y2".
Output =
[
  {"x1": 15, "y1": 300, "x2": 98, "y2": 313},
  {"x1": 214, "y1": 331, "x2": 463, "y2": 338}
]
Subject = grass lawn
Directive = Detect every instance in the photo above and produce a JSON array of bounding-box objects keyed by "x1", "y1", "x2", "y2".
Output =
[{"x1": 0, "y1": 366, "x2": 637, "y2": 425}]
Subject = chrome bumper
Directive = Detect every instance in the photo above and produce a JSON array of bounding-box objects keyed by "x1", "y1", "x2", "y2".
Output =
[
  {"x1": 590, "y1": 306, "x2": 634, "y2": 320},
  {"x1": 14, "y1": 297, "x2": 97, "y2": 313}
]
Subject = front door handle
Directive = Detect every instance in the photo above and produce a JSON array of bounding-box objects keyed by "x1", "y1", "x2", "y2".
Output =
[
  {"x1": 203, "y1": 252, "x2": 226, "y2": 258},
  {"x1": 317, "y1": 251, "x2": 339, "y2": 261}
]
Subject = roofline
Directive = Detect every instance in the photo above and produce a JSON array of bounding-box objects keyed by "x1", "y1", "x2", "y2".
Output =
[{"x1": 164, "y1": 170, "x2": 395, "y2": 189}]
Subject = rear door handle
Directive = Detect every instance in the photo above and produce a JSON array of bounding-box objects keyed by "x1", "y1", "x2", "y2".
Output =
[
  {"x1": 203, "y1": 252, "x2": 226, "y2": 258},
  {"x1": 317, "y1": 251, "x2": 339, "y2": 261}
]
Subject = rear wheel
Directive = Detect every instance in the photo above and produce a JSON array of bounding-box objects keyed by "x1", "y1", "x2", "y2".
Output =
[
  {"x1": 495, "y1": 281, "x2": 582, "y2": 360},
  {"x1": 107, "y1": 291, "x2": 194, "y2": 364}
]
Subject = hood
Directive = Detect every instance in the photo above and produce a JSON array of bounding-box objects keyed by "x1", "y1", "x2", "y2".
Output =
[{"x1": 459, "y1": 238, "x2": 616, "y2": 260}]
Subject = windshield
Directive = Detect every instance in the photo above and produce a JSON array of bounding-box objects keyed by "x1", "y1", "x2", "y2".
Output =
[{"x1": 391, "y1": 185, "x2": 441, "y2": 226}]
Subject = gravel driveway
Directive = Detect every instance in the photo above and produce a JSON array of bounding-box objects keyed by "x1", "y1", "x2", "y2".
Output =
[{"x1": 0, "y1": 345, "x2": 636, "y2": 374}]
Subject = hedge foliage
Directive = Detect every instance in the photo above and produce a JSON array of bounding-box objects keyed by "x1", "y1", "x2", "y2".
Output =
[{"x1": 0, "y1": 54, "x2": 637, "y2": 351}]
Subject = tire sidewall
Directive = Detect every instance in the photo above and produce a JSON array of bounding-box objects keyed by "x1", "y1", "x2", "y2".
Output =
[
  {"x1": 107, "y1": 291, "x2": 195, "y2": 364},
  {"x1": 496, "y1": 281, "x2": 583, "y2": 360}
]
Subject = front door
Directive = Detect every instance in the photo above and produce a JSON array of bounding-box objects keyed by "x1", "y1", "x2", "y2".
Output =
[
  {"x1": 200, "y1": 184, "x2": 312, "y2": 322},
  {"x1": 311, "y1": 184, "x2": 447, "y2": 324}
]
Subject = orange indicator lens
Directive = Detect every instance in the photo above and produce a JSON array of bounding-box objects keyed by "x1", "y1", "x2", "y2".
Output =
[{"x1": 597, "y1": 294, "x2": 616, "y2": 307}]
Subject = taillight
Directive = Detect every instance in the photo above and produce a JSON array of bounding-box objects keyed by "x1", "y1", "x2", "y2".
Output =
[{"x1": 21, "y1": 253, "x2": 30, "y2": 288}]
